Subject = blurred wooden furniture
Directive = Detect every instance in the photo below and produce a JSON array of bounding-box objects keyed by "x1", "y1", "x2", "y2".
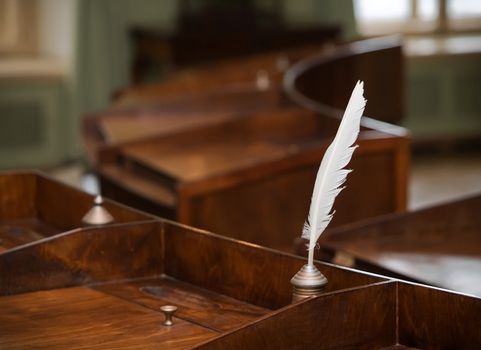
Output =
[
  {"x1": 132, "y1": 25, "x2": 340, "y2": 83},
  {"x1": 121, "y1": 36, "x2": 404, "y2": 126},
  {"x1": 90, "y1": 107, "x2": 409, "y2": 252},
  {"x1": 0, "y1": 171, "x2": 151, "y2": 252},
  {"x1": 1, "y1": 217, "x2": 479, "y2": 349},
  {"x1": 85, "y1": 85, "x2": 286, "y2": 162},
  {"x1": 84, "y1": 36, "x2": 410, "y2": 253},
  {"x1": 130, "y1": 0, "x2": 340, "y2": 83},
  {"x1": 283, "y1": 36, "x2": 404, "y2": 124},
  {"x1": 118, "y1": 45, "x2": 323, "y2": 107},
  {"x1": 300, "y1": 194, "x2": 481, "y2": 297}
]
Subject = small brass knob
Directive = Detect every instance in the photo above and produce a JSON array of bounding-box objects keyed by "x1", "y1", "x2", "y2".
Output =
[{"x1": 160, "y1": 305, "x2": 177, "y2": 326}]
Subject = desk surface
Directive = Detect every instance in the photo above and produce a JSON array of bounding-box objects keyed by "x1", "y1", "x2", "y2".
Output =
[
  {"x1": 322, "y1": 194, "x2": 481, "y2": 296},
  {"x1": 0, "y1": 274, "x2": 272, "y2": 349},
  {"x1": 1, "y1": 192, "x2": 480, "y2": 348}
]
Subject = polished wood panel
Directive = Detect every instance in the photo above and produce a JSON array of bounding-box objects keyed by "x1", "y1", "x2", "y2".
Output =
[
  {"x1": 0, "y1": 219, "x2": 383, "y2": 302},
  {"x1": 399, "y1": 283, "x2": 481, "y2": 349},
  {"x1": 35, "y1": 173, "x2": 153, "y2": 229},
  {"x1": 0, "y1": 218, "x2": 59, "y2": 252},
  {"x1": 0, "y1": 222, "x2": 161, "y2": 295},
  {"x1": 284, "y1": 36, "x2": 404, "y2": 123},
  {"x1": 0, "y1": 171, "x2": 153, "y2": 251},
  {"x1": 185, "y1": 136, "x2": 407, "y2": 251},
  {"x1": 95, "y1": 107, "x2": 409, "y2": 252},
  {"x1": 0, "y1": 215, "x2": 388, "y2": 348},
  {"x1": 84, "y1": 86, "x2": 285, "y2": 163},
  {"x1": 198, "y1": 281, "x2": 481, "y2": 349},
  {"x1": 164, "y1": 223, "x2": 383, "y2": 310},
  {"x1": 94, "y1": 276, "x2": 270, "y2": 332},
  {"x1": 0, "y1": 172, "x2": 36, "y2": 219},
  {"x1": 309, "y1": 194, "x2": 481, "y2": 296},
  {"x1": 198, "y1": 282, "x2": 397, "y2": 350},
  {"x1": 0, "y1": 286, "x2": 217, "y2": 349},
  {"x1": 1, "y1": 213, "x2": 480, "y2": 348}
]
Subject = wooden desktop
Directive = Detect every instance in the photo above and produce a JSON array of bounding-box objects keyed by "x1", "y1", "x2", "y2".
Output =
[{"x1": 0, "y1": 188, "x2": 479, "y2": 349}]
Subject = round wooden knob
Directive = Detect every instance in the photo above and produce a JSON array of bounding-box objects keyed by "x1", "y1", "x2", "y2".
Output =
[{"x1": 160, "y1": 305, "x2": 177, "y2": 326}]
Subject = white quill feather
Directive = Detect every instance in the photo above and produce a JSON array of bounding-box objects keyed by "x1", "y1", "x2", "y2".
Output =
[{"x1": 303, "y1": 80, "x2": 366, "y2": 266}]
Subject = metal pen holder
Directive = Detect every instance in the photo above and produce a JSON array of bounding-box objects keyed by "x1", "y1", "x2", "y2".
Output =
[{"x1": 290, "y1": 264, "x2": 327, "y2": 303}]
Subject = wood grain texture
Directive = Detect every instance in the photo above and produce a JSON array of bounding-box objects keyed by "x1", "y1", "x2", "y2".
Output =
[
  {"x1": 398, "y1": 282, "x2": 481, "y2": 350},
  {"x1": 85, "y1": 86, "x2": 285, "y2": 164},
  {"x1": 285, "y1": 36, "x2": 404, "y2": 123},
  {"x1": 0, "y1": 171, "x2": 37, "y2": 219},
  {"x1": 0, "y1": 286, "x2": 217, "y2": 349},
  {"x1": 315, "y1": 194, "x2": 481, "y2": 296},
  {"x1": 197, "y1": 282, "x2": 397, "y2": 350},
  {"x1": 96, "y1": 107, "x2": 408, "y2": 253},
  {"x1": 1, "y1": 215, "x2": 480, "y2": 348},
  {"x1": 94, "y1": 276, "x2": 270, "y2": 332},
  {"x1": 0, "y1": 218, "x2": 59, "y2": 251},
  {"x1": 186, "y1": 137, "x2": 405, "y2": 251},
  {"x1": 0, "y1": 171, "x2": 153, "y2": 252},
  {"x1": 0, "y1": 221, "x2": 162, "y2": 295},
  {"x1": 164, "y1": 223, "x2": 384, "y2": 310},
  {"x1": 36, "y1": 174, "x2": 152, "y2": 230}
]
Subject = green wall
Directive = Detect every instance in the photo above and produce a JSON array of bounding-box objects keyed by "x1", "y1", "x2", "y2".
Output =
[
  {"x1": 0, "y1": 80, "x2": 68, "y2": 169},
  {"x1": 404, "y1": 54, "x2": 481, "y2": 138}
]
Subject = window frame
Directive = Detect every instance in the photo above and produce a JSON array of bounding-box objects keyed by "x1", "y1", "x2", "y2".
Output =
[
  {"x1": 0, "y1": 0, "x2": 38, "y2": 56},
  {"x1": 354, "y1": 0, "x2": 481, "y2": 36}
]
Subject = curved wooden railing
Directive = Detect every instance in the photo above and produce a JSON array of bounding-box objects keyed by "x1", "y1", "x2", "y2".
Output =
[{"x1": 283, "y1": 36, "x2": 404, "y2": 127}]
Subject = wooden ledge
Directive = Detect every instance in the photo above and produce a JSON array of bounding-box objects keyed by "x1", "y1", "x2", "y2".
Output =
[{"x1": 0, "y1": 57, "x2": 66, "y2": 82}]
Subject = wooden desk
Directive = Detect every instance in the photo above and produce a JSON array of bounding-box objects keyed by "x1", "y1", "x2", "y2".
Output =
[
  {"x1": 84, "y1": 36, "x2": 409, "y2": 253},
  {"x1": 1, "y1": 218, "x2": 479, "y2": 348},
  {"x1": 92, "y1": 107, "x2": 409, "y2": 252},
  {"x1": 84, "y1": 85, "x2": 285, "y2": 162},
  {"x1": 303, "y1": 194, "x2": 481, "y2": 297},
  {"x1": 0, "y1": 171, "x2": 151, "y2": 252}
]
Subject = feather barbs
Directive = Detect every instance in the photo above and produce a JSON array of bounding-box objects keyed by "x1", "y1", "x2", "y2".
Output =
[{"x1": 303, "y1": 81, "x2": 366, "y2": 265}]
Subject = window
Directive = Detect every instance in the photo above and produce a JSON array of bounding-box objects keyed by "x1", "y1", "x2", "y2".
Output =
[
  {"x1": 449, "y1": 0, "x2": 481, "y2": 30},
  {"x1": 354, "y1": 0, "x2": 481, "y2": 35}
]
